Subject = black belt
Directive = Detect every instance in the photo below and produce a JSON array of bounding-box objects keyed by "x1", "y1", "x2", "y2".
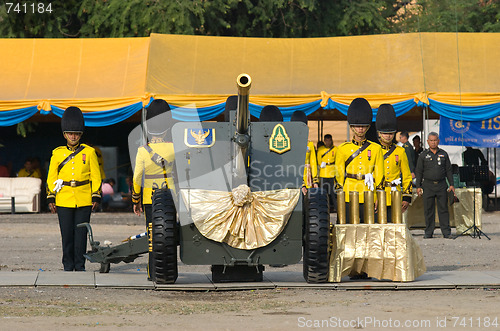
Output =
[
  {"x1": 144, "y1": 174, "x2": 173, "y2": 179},
  {"x1": 346, "y1": 173, "x2": 365, "y2": 180},
  {"x1": 384, "y1": 181, "x2": 398, "y2": 187},
  {"x1": 62, "y1": 180, "x2": 89, "y2": 187},
  {"x1": 324, "y1": 162, "x2": 335, "y2": 166},
  {"x1": 424, "y1": 179, "x2": 445, "y2": 184}
]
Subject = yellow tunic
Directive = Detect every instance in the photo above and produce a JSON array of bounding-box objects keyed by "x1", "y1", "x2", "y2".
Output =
[
  {"x1": 302, "y1": 141, "x2": 319, "y2": 188},
  {"x1": 93, "y1": 145, "x2": 106, "y2": 180},
  {"x1": 381, "y1": 144, "x2": 413, "y2": 206},
  {"x1": 334, "y1": 139, "x2": 384, "y2": 203},
  {"x1": 46, "y1": 144, "x2": 102, "y2": 208},
  {"x1": 317, "y1": 145, "x2": 337, "y2": 178},
  {"x1": 18, "y1": 168, "x2": 42, "y2": 178},
  {"x1": 132, "y1": 140, "x2": 175, "y2": 205}
]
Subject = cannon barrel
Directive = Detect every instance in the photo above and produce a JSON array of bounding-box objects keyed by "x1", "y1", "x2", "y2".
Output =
[{"x1": 236, "y1": 73, "x2": 252, "y2": 135}]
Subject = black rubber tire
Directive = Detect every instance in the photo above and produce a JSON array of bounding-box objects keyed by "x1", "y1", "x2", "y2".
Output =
[
  {"x1": 303, "y1": 187, "x2": 330, "y2": 283},
  {"x1": 152, "y1": 188, "x2": 178, "y2": 284},
  {"x1": 99, "y1": 263, "x2": 110, "y2": 273}
]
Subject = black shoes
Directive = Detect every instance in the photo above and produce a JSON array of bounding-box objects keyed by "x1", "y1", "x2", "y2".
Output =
[
  {"x1": 424, "y1": 234, "x2": 453, "y2": 239},
  {"x1": 349, "y1": 272, "x2": 371, "y2": 280}
]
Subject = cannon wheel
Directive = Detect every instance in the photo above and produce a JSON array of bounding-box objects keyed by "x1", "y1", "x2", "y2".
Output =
[
  {"x1": 152, "y1": 188, "x2": 178, "y2": 284},
  {"x1": 303, "y1": 187, "x2": 330, "y2": 283}
]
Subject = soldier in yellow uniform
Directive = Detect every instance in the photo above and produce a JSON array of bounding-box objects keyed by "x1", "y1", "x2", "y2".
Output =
[
  {"x1": 93, "y1": 145, "x2": 106, "y2": 180},
  {"x1": 375, "y1": 104, "x2": 412, "y2": 222},
  {"x1": 317, "y1": 134, "x2": 337, "y2": 212},
  {"x1": 132, "y1": 99, "x2": 175, "y2": 280},
  {"x1": 46, "y1": 107, "x2": 102, "y2": 271},
  {"x1": 335, "y1": 98, "x2": 384, "y2": 222},
  {"x1": 17, "y1": 158, "x2": 42, "y2": 178},
  {"x1": 291, "y1": 111, "x2": 318, "y2": 194}
]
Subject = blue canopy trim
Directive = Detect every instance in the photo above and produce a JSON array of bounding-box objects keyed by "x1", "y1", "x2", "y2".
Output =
[
  {"x1": 0, "y1": 106, "x2": 39, "y2": 126},
  {"x1": 3, "y1": 97, "x2": 500, "y2": 126},
  {"x1": 324, "y1": 98, "x2": 416, "y2": 121},
  {"x1": 0, "y1": 99, "x2": 152, "y2": 127},
  {"x1": 169, "y1": 100, "x2": 322, "y2": 122},
  {"x1": 426, "y1": 99, "x2": 500, "y2": 122}
]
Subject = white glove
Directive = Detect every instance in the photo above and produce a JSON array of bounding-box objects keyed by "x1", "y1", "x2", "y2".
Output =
[
  {"x1": 391, "y1": 178, "x2": 402, "y2": 191},
  {"x1": 53, "y1": 179, "x2": 64, "y2": 193},
  {"x1": 364, "y1": 173, "x2": 374, "y2": 191},
  {"x1": 320, "y1": 162, "x2": 326, "y2": 168}
]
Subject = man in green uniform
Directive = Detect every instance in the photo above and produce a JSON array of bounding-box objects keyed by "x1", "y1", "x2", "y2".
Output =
[
  {"x1": 415, "y1": 132, "x2": 455, "y2": 239},
  {"x1": 47, "y1": 107, "x2": 102, "y2": 271},
  {"x1": 132, "y1": 99, "x2": 175, "y2": 280},
  {"x1": 399, "y1": 131, "x2": 416, "y2": 179},
  {"x1": 375, "y1": 104, "x2": 412, "y2": 222}
]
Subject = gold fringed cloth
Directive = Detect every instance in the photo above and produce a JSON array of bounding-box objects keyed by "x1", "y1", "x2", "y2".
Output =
[
  {"x1": 453, "y1": 188, "x2": 482, "y2": 234},
  {"x1": 180, "y1": 185, "x2": 300, "y2": 250},
  {"x1": 328, "y1": 224, "x2": 426, "y2": 282},
  {"x1": 404, "y1": 187, "x2": 482, "y2": 232}
]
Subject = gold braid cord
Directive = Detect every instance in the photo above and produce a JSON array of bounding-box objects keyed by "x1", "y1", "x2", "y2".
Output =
[{"x1": 181, "y1": 185, "x2": 300, "y2": 250}]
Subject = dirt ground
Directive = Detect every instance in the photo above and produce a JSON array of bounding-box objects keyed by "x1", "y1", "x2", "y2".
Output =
[{"x1": 1, "y1": 211, "x2": 500, "y2": 330}]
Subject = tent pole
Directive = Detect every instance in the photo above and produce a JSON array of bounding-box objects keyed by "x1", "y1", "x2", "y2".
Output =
[
  {"x1": 422, "y1": 106, "x2": 427, "y2": 148},
  {"x1": 317, "y1": 120, "x2": 320, "y2": 142},
  {"x1": 141, "y1": 106, "x2": 147, "y2": 145},
  {"x1": 493, "y1": 148, "x2": 497, "y2": 210}
]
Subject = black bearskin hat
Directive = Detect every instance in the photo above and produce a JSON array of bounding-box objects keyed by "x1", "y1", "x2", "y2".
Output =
[
  {"x1": 259, "y1": 105, "x2": 283, "y2": 122},
  {"x1": 61, "y1": 106, "x2": 85, "y2": 133},
  {"x1": 290, "y1": 110, "x2": 308, "y2": 124},
  {"x1": 146, "y1": 99, "x2": 172, "y2": 135},
  {"x1": 376, "y1": 104, "x2": 397, "y2": 133},
  {"x1": 347, "y1": 98, "x2": 372, "y2": 126}
]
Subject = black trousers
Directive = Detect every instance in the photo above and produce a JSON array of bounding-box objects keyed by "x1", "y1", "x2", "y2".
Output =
[
  {"x1": 144, "y1": 204, "x2": 154, "y2": 279},
  {"x1": 57, "y1": 206, "x2": 92, "y2": 271},
  {"x1": 422, "y1": 181, "x2": 451, "y2": 237},
  {"x1": 320, "y1": 177, "x2": 337, "y2": 212}
]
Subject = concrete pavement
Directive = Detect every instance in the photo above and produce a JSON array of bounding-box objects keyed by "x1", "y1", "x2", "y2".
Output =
[{"x1": 1, "y1": 270, "x2": 500, "y2": 291}]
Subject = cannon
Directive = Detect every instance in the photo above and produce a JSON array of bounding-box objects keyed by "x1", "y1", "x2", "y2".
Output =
[
  {"x1": 83, "y1": 74, "x2": 330, "y2": 283},
  {"x1": 151, "y1": 73, "x2": 331, "y2": 284}
]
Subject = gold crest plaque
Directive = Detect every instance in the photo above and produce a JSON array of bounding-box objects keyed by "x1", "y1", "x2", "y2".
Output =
[{"x1": 269, "y1": 124, "x2": 291, "y2": 154}]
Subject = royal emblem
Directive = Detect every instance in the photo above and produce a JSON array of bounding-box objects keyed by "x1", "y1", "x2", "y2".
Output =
[
  {"x1": 184, "y1": 128, "x2": 215, "y2": 148},
  {"x1": 269, "y1": 124, "x2": 291, "y2": 154},
  {"x1": 450, "y1": 119, "x2": 470, "y2": 134}
]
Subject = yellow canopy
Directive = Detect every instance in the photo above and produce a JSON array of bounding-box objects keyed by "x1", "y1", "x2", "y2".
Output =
[
  {"x1": 0, "y1": 37, "x2": 150, "y2": 112},
  {"x1": 1, "y1": 33, "x2": 500, "y2": 122},
  {"x1": 147, "y1": 32, "x2": 500, "y2": 108}
]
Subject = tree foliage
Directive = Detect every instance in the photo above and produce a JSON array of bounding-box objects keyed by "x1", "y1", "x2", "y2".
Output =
[
  {"x1": 397, "y1": 0, "x2": 500, "y2": 33},
  {"x1": 1, "y1": 0, "x2": 499, "y2": 38},
  {"x1": 0, "y1": 1, "x2": 82, "y2": 37}
]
